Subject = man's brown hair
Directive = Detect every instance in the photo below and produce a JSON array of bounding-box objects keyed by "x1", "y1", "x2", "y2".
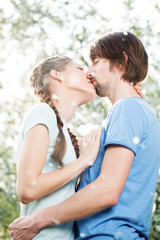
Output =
[{"x1": 90, "y1": 32, "x2": 148, "y2": 83}]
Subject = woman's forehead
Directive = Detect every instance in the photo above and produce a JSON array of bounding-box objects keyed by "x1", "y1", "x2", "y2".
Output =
[{"x1": 68, "y1": 61, "x2": 83, "y2": 68}]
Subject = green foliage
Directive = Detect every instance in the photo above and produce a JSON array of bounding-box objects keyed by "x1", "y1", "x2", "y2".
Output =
[
  {"x1": 149, "y1": 176, "x2": 160, "y2": 240},
  {"x1": 0, "y1": 91, "x2": 34, "y2": 239},
  {"x1": 0, "y1": 0, "x2": 160, "y2": 239},
  {"x1": 0, "y1": 111, "x2": 19, "y2": 239}
]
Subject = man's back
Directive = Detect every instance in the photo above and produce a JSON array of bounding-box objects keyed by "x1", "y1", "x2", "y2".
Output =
[{"x1": 76, "y1": 97, "x2": 160, "y2": 240}]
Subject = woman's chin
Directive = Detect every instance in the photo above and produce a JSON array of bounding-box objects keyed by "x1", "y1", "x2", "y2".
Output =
[{"x1": 79, "y1": 91, "x2": 96, "y2": 105}]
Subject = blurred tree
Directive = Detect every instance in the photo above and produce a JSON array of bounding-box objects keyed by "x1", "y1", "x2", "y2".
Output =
[
  {"x1": 0, "y1": 0, "x2": 160, "y2": 239},
  {"x1": 0, "y1": 92, "x2": 35, "y2": 239}
]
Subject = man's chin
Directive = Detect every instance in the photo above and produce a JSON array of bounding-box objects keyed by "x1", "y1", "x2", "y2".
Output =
[
  {"x1": 92, "y1": 81, "x2": 97, "y2": 89},
  {"x1": 96, "y1": 88, "x2": 107, "y2": 97}
]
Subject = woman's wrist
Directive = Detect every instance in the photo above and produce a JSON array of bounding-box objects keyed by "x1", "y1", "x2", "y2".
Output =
[{"x1": 77, "y1": 156, "x2": 90, "y2": 170}]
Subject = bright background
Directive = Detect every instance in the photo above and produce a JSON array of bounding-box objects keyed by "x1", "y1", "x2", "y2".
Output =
[{"x1": 0, "y1": 0, "x2": 160, "y2": 239}]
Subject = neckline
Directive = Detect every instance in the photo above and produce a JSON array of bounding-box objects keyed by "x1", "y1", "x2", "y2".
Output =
[{"x1": 120, "y1": 96, "x2": 146, "y2": 101}]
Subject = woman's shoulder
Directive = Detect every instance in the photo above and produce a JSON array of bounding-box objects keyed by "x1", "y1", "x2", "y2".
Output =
[
  {"x1": 26, "y1": 102, "x2": 56, "y2": 118},
  {"x1": 21, "y1": 103, "x2": 58, "y2": 138},
  {"x1": 30, "y1": 102, "x2": 54, "y2": 112},
  {"x1": 22, "y1": 102, "x2": 57, "y2": 127}
]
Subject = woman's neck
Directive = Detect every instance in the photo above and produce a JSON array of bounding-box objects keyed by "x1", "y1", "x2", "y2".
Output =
[{"x1": 53, "y1": 96, "x2": 78, "y2": 122}]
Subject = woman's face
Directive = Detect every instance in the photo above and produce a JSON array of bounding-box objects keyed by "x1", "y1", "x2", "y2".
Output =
[{"x1": 62, "y1": 61, "x2": 96, "y2": 104}]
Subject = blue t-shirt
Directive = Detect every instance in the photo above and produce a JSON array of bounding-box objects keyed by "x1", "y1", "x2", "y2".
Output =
[{"x1": 76, "y1": 97, "x2": 160, "y2": 240}]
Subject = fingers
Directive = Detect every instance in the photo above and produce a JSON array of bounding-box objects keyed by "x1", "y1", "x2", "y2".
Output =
[
  {"x1": 80, "y1": 126, "x2": 103, "y2": 167},
  {"x1": 137, "y1": 91, "x2": 143, "y2": 98},
  {"x1": 134, "y1": 82, "x2": 141, "y2": 87},
  {"x1": 81, "y1": 127, "x2": 102, "y2": 149},
  {"x1": 10, "y1": 229, "x2": 30, "y2": 240},
  {"x1": 133, "y1": 83, "x2": 143, "y2": 98},
  {"x1": 9, "y1": 217, "x2": 27, "y2": 240},
  {"x1": 9, "y1": 217, "x2": 24, "y2": 229},
  {"x1": 82, "y1": 127, "x2": 102, "y2": 148},
  {"x1": 134, "y1": 85, "x2": 141, "y2": 90},
  {"x1": 89, "y1": 126, "x2": 103, "y2": 141},
  {"x1": 95, "y1": 126, "x2": 103, "y2": 140}
]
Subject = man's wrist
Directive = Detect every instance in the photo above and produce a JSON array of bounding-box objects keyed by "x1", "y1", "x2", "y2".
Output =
[{"x1": 32, "y1": 209, "x2": 53, "y2": 231}]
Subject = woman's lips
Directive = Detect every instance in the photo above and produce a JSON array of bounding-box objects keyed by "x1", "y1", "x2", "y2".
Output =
[{"x1": 90, "y1": 80, "x2": 96, "y2": 89}]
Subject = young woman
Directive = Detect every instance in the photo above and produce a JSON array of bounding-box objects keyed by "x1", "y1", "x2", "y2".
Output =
[{"x1": 15, "y1": 56, "x2": 102, "y2": 240}]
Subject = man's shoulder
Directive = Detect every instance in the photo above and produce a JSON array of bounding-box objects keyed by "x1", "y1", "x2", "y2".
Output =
[
  {"x1": 111, "y1": 97, "x2": 141, "y2": 114},
  {"x1": 114, "y1": 97, "x2": 144, "y2": 107},
  {"x1": 112, "y1": 97, "x2": 151, "y2": 115}
]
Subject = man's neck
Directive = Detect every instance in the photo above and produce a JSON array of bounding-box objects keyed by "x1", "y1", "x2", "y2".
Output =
[{"x1": 108, "y1": 80, "x2": 140, "y2": 105}]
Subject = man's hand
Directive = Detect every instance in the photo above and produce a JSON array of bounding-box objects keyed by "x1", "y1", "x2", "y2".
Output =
[{"x1": 9, "y1": 215, "x2": 40, "y2": 240}]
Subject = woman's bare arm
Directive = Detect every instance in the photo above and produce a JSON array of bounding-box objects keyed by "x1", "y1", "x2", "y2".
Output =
[{"x1": 17, "y1": 124, "x2": 102, "y2": 204}]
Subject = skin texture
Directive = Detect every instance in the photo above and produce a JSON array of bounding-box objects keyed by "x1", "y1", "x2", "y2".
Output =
[{"x1": 9, "y1": 58, "x2": 143, "y2": 240}]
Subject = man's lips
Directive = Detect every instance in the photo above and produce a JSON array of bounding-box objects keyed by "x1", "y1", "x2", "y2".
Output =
[
  {"x1": 87, "y1": 76, "x2": 96, "y2": 83},
  {"x1": 90, "y1": 79, "x2": 95, "y2": 84},
  {"x1": 88, "y1": 79, "x2": 95, "y2": 85},
  {"x1": 90, "y1": 77, "x2": 96, "y2": 85}
]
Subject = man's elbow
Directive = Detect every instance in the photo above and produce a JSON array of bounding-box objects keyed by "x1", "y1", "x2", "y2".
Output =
[
  {"x1": 101, "y1": 190, "x2": 119, "y2": 207},
  {"x1": 96, "y1": 179, "x2": 120, "y2": 208},
  {"x1": 107, "y1": 193, "x2": 119, "y2": 207}
]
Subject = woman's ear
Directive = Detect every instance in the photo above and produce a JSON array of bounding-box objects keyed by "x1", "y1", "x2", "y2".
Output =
[{"x1": 50, "y1": 70, "x2": 63, "y2": 82}]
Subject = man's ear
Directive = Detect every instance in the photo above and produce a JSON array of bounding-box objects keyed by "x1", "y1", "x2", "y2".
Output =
[
  {"x1": 118, "y1": 51, "x2": 128, "y2": 71},
  {"x1": 50, "y1": 70, "x2": 63, "y2": 82},
  {"x1": 123, "y1": 51, "x2": 128, "y2": 62}
]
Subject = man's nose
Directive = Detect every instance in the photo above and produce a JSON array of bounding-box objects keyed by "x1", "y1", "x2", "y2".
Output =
[
  {"x1": 86, "y1": 69, "x2": 91, "y2": 78},
  {"x1": 86, "y1": 69, "x2": 94, "y2": 79}
]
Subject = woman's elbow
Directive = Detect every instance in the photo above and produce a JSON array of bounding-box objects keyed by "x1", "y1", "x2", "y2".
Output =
[{"x1": 16, "y1": 185, "x2": 35, "y2": 204}]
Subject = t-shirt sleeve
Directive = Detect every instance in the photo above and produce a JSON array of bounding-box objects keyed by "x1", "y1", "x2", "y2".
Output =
[
  {"x1": 104, "y1": 99, "x2": 145, "y2": 155},
  {"x1": 22, "y1": 103, "x2": 57, "y2": 142}
]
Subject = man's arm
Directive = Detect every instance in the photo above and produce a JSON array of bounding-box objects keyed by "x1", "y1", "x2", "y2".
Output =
[
  {"x1": 40, "y1": 145, "x2": 134, "y2": 225},
  {"x1": 36, "y1": 146, "x2": 134, "y2": 226},
  {"x1": 10, "y1": 145, "x2": 134, "y2": 239}
]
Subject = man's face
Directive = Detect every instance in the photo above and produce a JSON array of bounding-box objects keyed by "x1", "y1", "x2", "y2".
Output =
[{"x1": 86, "y1": 58, "x2": 118, "y2": 97}]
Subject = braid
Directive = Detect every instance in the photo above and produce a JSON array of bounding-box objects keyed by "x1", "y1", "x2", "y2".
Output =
[
  {"x1": 67, "y1": 128, "x2": 80, "y2": 158},
  {"x1": 30, "y1": 56, "x2": 80, "y2": 167},
  {"x1": 43, "y1": 95, "x2": 64, "y2": 130}
]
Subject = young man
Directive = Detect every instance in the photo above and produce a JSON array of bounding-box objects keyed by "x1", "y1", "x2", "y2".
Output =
[{"x1": 10, "y1": 32, "x2": 160, "y2": 240}]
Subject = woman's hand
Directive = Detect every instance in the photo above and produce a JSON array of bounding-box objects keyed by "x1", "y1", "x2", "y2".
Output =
[
  {"x1": 9, "y1": 214, "x2": 40, "y2": 240},
  {"x1": 133, "y1": 82, "x2": 143, "y2": 97},
  {"x1": 79, "y1": 126, "x2": 103, "y2": 167}
]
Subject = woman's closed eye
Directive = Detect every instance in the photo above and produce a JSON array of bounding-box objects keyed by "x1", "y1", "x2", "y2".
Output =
[{"x1": 77, "y1": 67, "x2": 84, "y2": 71}]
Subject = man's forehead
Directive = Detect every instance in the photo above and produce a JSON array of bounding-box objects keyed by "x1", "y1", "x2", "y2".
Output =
[{"x1": 91, "y1": 57, "x2": 107, "y2": 63}]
